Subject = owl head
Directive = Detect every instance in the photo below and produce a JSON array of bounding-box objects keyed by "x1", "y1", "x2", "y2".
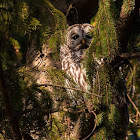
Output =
[
  {"x1": 60, "y1": 24, "x2": 94, "y2": 64},
  {"x1": 65, "y1": 24, "x2": 94, "y2": 51}
]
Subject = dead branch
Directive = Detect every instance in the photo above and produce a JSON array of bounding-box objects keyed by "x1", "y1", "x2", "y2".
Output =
[
  {"x1": 127, "y1": 94, "x2": 140, "y2": 116},
  {"x1": 82, "y1": 110, "x2": 97, "y2": 140},
  {"x1": 66, "y1": 3, "x2": 73, "y2": 17}
]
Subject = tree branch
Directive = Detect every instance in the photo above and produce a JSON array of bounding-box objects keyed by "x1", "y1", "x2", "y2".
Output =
[
  {"x1": 17, "y1": 108, "x2": 58, "y2": 118},
  {"x1": 82, "y1": 111, "x2": 97, "y2": 140},
  {"x1": 127, "y1": 94, "x2": 140, "y2": 116},
  {"x1": 18, "y1": 107, "x2": 86, "y2": 118},
  {"x1": 37, "y1": 83, "x2": 102, "y2": 98},
  {"x1": 120, "y1": 52, "x2": 140, "y2": 59},
  {"x1": 117, "y1": 0, "x2": 139, "y2": 53},
  {"x1": 66, "y1": 3, "x2": 73, "y2": 17}
]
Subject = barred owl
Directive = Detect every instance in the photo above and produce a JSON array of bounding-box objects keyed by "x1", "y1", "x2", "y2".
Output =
[{"x1": 60, "y1": 24, "x2": 94, "y2": 92}]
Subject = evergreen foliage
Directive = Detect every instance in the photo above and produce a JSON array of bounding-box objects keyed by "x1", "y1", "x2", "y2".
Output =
[
  {"x1": 84, "y1": 0, "x2": 139, "y2": 139},
  {"x1": 0, "y1": 0, "x2": 67, "y2": 139},
  {"x1": 90, "y1": 0, "x2": 119, "y2": 61},
  {"x1": 0, "y1": 0, "x2": 139, "y2": 139}
]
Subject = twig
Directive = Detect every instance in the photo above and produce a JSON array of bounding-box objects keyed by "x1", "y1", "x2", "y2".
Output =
[
  {"x1": 17, "y1": 107, "x2": 86, "y2": 118},
  {"x1": 17, "y1": 108, "x2": 57, "y2": 118},
  {"x1": 44, "y1": 4, "x2": 57, "y2": 31},
  {"x1": 111, "y1": 58, "x2": 133, "y2": 70},
  {"x1": 37, "y1": 83, "x2": 102, "y2": 98},
  {"x1": 82, "y1": 111, "x2": 97, "y2": 140},
  {"x1": 65, "y1": 3, "x2": 78, "y2": 21},
  {"x1": 120, "y1": 52, "x2": 140, "y2": 59},
  {"x1": 127, "y1": 94, "x2": 140, "y2": 116},
  {"x1": 66, "y1": 3, "x2": 73, "y2": 17}
]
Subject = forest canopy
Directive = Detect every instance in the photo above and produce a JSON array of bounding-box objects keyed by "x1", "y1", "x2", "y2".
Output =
[{"x1": 0, "y1": 0, "x2": 140, "y2": 140}]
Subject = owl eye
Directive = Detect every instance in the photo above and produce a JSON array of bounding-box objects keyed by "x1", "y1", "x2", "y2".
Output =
[
  {"x1": 72, "y1": 35, "x2": 79, "y2": 40},
  {"x1": 86, "y1": 34, "x2": 93, "y2": 39}
]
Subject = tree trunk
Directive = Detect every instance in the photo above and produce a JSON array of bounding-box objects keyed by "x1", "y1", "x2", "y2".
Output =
[
  {"x1": 0, "y1": 56, "x2": 22, "y2": 140},
  {"x1": 117, "y1": 0, "x2": 139, "y2": 53}
]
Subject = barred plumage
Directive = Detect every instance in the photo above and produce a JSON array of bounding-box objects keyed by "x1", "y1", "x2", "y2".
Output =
[{"x1": 60, "y1": 24, "x2": 94, "y2": 92}]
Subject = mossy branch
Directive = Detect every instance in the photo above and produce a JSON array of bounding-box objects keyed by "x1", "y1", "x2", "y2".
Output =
[
  {"x1": 37, "y1": 83, "x2": 102, "y2": 98},
  {"x1": 117, "y1": 0, "x2": 138, "y2": 53},
  {"x1": 17, "y1": 107, "x2": 89, "y2": 118}
]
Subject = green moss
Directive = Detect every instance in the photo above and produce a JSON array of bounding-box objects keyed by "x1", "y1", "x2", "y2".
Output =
[
  {"x1": 91, "y1": 127, "x2": 108, "y2": 140},
  {"x1": 96, "y1": 112, "x2": 104, "y2": 126},
  {"x1": 88, "y1": 0, "x2": 119, "y2": 61},
  {"x1": 121, "y1": 0, "x2": 135, "y2": 15},
  {"x1": 46, "y1": 68, "x2": 66, "y2": 85},
  {"x1": 48, "y1": 113, "x2": 66, "y2": 139}
]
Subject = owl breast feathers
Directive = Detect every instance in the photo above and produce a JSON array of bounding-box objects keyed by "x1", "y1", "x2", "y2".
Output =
[{"x1": 60, "y1": 24, "x2": 94, "y2": 91}]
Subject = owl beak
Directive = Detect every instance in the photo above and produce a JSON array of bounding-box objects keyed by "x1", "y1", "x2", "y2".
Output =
[{"x1": 81, "y1": 39, "x2": 85, "y2": 45}]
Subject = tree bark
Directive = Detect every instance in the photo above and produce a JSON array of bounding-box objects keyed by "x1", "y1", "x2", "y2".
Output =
[{"x1": 117, "y1": 0, "x2": 139, "y2": 53}]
